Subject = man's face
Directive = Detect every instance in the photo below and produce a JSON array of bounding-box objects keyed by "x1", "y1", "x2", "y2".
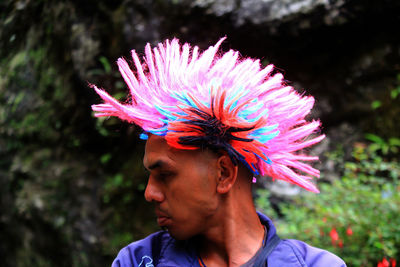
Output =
[{"x1": 143, "y1": 135, "x2": 219, "y2": 240}]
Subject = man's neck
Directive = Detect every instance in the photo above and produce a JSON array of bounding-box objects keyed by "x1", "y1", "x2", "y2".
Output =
[{"x1": 196, "y1": 195, "x2": 265, "y2": 267}]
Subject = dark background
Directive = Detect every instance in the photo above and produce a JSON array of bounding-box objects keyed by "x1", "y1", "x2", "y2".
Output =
[{"x1": 1, "y1": 0, "x2": 399, "y2": 266}]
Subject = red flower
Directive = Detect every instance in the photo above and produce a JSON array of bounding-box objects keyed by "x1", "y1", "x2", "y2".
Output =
[
  {"x1": 338, "y1": 239, "x2": 343, "y2": 248},
  {"x1": 329, "y1": 228, "x2": 339, "y2": 246},
  {"x1": 377, "y1": 257, "x2": 394, "y2": 267},
  {"x1": 382, "y1": 258, "x2": 390, "y2": 267},
  {"x1": 322, "y1": 217, "x2": 327, "y2": 223},
  {"x1": 346, "y1": 227, "x2": 353, "y2": 236}
]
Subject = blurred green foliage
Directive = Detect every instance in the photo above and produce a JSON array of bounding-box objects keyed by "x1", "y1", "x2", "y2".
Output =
[
  {"x1": 366, "y1": 74, "x2": 400, "y2": 138},
  {"x1": 0, "y1": 1, "x2": 157, "y2": 266},
  {"x1": 256, "y1": 136, "x2": 400, "y2": 266}
]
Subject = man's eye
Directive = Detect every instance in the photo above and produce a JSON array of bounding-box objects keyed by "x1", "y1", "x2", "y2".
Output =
[{"x1": 156, "y1": 172, "x2": 174, "y2": 180}]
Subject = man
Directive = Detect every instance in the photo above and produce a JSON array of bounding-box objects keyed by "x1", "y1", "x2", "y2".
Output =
[{"x1": 92, "y1": 38, "x2": 346, "y2": 266}]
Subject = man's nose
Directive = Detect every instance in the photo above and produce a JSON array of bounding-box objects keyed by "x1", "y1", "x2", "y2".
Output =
[{"x1": 144, "y1": 176, "x2": 165, "y2": 203}]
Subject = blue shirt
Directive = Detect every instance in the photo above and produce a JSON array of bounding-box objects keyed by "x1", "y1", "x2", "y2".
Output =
[{"x1": 112, "y1": 212, "x2": 346, "y2": 266}]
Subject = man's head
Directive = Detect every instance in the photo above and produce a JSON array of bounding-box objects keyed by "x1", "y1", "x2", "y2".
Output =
[
  {"x1": 92, "y1": 37, "x2": 324, "y2": 193},
  {"x1": 143, "y1": 134, "x2": 253, "y2": 240}
]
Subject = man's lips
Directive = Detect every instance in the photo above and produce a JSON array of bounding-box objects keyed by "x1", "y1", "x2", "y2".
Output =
[
  {"x1": 157, "y1": 216, "x2": 170, "y2": 227},
  {"x1": 155, "y1": 210, "x2": 170, "y2": 227}
]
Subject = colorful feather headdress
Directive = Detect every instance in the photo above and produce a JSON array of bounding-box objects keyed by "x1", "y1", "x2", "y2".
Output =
[{"x1": 91, "y1": 38, "x2": 325, "y2": 193}]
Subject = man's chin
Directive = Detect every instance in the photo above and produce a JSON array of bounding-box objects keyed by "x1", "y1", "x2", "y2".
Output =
[{"x1": 164, "y1": 227, "x2": 193, "y2": 241}]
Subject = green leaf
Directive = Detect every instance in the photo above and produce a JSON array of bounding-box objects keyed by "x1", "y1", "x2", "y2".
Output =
[
  {"x1": 365, "y1": 134, "x2": 385, "y2": 145},
  {"x1": 9, "y1": 51, "x2": 27, "y2": 70},
  {"x1": 100, "y1": 153, "x2": 112, "y2": 164},
  {"x1": 390, "y1": 87, "x2": 400, "y2": 99},
  {"x1": 373, "y1": 241, "x2": 384, "y2": 249},
  {"x1": 371, "y1": 100, "x2": 381, "y2": 109},
  {"x1": 389, "y1": 138, "x2": 400, "y2": 147},
  {"x1": 99, "y1": 56, "x2": 112, "y2": 73}
]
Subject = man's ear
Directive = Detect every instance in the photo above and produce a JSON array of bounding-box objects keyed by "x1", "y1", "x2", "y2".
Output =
[{"x1": 216, "y1": 155, "x2": 238, "y2": 194}]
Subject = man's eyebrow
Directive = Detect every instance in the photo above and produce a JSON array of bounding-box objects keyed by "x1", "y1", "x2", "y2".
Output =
[{"x1": 146, "y1": 160, "x2": 169, "y2": 171}]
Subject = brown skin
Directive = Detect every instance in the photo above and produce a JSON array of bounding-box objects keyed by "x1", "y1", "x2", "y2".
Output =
[{"x1": 143, "y1": 135, "x2": 265, "y2": 267}]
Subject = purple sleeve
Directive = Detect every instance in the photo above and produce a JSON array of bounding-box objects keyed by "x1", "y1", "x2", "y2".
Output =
[
  {"x1": 111, "y1": 231, "x2": 165, "y2": 267},
  {"x1": 110, "y1": 231, "x2": 197, "y2": 267},
  {"x1": 111, "y1": 242, "x2": 153, "y2": 267},
  {"x1": 286, "y1": 239, "x2": 346, "y2": 267}
]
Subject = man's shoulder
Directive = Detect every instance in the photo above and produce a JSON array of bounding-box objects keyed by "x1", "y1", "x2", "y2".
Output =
[
  {"x1": 111, "y1": 231, "x2": 198, "y2": 267},
  {"x1": 258, "y1": 212, "x2": 345, "y2": 266},
  {"x1": 270, "y1": 239, "x2": 346, "y2": 267},
  {"x1": 123, "y1": 230, "x2": 173, "y2": 252},
  {"x1": 111, "y1": 231, "x2": 169, "y2": 267}
]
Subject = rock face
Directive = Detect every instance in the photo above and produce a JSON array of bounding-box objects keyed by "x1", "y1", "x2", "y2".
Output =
[
  {"x1": 1, "y1": 0, "x2": 399, "y2": 266},
  {"x1": 149, "y1": 0, "x2": 400, "y2": 137},
  {"x1": 188, "y1": 0, "x2": 345, "y2": 26}
]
